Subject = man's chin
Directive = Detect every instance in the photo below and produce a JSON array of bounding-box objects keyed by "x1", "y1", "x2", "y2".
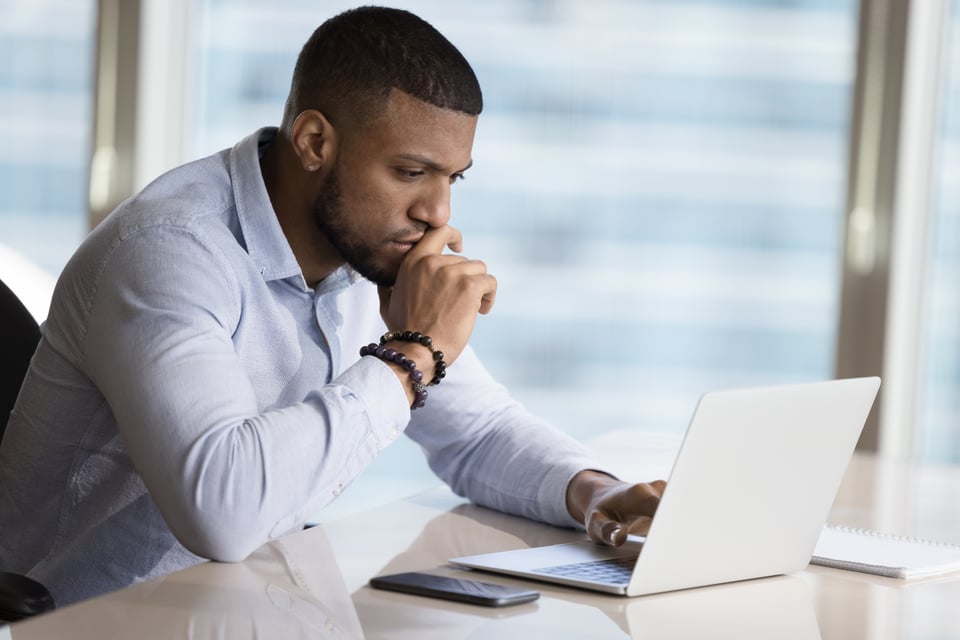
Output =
[{"x1": 350, "y1": 262, "x2": 398, "y2": 288}]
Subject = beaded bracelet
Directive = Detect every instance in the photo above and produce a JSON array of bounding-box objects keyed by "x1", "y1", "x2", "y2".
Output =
[
  {"x1": 359, "y1": 343, "x2": 428, "y2": 409},
  {"x1": 378, "y1": 331, "x2": 446, "y2": 386}
]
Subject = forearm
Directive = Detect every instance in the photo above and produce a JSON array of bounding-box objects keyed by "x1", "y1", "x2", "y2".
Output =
[
  {"x1": 102, "y1": 355, "x2": 410, "y2": 561},
  {"x1": 406, "y1": 348, "x2": 604, "y2": 528}
]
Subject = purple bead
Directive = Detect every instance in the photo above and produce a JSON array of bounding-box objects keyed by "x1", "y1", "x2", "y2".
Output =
[
  {"x1": 403, "y1": 359, "x2": 416, "y2": 371},
  {"x1": 411, "y1": 369, "x2": 423, "y2": 382},
  {"x1": 383, "y1": 348, "x2": 396, "y2": 360}
]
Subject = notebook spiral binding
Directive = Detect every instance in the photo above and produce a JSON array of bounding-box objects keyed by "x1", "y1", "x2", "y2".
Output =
[{"x1": 825, "y1": 523, "x2": 960, "y2": 550}]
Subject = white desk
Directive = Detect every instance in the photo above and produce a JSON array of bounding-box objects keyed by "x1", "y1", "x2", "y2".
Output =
[{"x1": 7, "y1": 430, "x2": 960, "y2": 639}]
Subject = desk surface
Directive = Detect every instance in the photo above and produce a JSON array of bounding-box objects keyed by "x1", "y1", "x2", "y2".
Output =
[{"x1": 6, "y1": 430, "x2": 960, "y2": 639}]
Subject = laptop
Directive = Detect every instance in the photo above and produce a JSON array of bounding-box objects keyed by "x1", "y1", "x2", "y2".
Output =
[{"x1": 450, "y1": 377, "x2": 881, "y2": 597}]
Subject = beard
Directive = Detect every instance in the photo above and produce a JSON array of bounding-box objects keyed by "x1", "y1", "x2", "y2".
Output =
[{"x1": 311, "y1": 164, "x2": 399, "y2": 287}]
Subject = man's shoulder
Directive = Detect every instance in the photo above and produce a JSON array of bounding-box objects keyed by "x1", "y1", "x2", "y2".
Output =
[{"x1": 124, "y1": 148, "x2": 236, "y2": 232}]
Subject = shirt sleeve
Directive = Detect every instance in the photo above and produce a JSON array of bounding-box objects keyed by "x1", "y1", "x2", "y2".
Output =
[
  {"x1": 83, "y1": 224, "x2": 411, "y2": 562},
  {"x1": 404, "y1": 345, "x2": 605, "y2": 530}
]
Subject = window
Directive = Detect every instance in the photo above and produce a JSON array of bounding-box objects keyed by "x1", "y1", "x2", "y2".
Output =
[
  {"x1": 919, "y1": 7, "x2": 960, "y2": 463},
  {"x1": 0, "y1": 0, "x2": 95, "y2": 318}
]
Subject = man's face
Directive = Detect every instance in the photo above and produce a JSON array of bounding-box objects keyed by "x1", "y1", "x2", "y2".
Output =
[{"x1": 312, "y1": 90, "x2": 478, "y2": 286}]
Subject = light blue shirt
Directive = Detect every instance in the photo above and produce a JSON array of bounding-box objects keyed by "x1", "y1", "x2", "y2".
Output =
[{"x1": 0, "y1": 128, "x2": 600, "y2": 605}]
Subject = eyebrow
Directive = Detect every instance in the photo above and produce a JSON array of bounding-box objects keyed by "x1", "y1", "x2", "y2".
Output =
[{"x1": 395, "y1": 154, "x2": 473, "y2": 174}]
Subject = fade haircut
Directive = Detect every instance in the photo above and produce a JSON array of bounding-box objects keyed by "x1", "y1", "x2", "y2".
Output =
[{"x1": 283, "y1": 6, "x2": 483, "y2": 133}]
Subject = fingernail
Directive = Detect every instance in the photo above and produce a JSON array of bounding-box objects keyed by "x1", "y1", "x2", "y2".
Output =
[{"x1": 606, "y1": 524, "x2": 622, "y2": 544}]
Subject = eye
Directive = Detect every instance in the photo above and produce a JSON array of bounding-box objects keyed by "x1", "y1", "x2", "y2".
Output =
[
  {"x1": 450, "y1": 172, "x2": 466, "y2": 184},
  {"x1": 396, "y1": 168, "x2": 425, "y2": 180}
]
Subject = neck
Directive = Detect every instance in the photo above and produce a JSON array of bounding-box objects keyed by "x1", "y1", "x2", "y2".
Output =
[{"x1": 259, "y1": 134, "x2": 343, "y2": 287}]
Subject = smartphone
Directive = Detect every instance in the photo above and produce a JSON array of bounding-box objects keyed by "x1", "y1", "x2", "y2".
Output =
[{"x1": 368, "y1": 571, "x2": 539, "y2": 607}]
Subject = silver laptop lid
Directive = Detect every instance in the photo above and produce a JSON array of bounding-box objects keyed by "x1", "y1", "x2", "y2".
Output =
[{"x1": 627, "y1": 377, "x2": 880, "y2": 595}]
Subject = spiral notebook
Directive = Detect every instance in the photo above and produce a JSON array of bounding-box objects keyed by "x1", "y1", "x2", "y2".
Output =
[{"x1": 812, "y1": 525, "x2": 960, "y2": 580}]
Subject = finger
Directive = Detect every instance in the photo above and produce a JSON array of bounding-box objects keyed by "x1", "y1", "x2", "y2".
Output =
[
  {"x1": 587, "y1": 513, "x2": 630, "y2": 547},
  {"x1": 477, "y1": 275, "x2": 497, "y2": 314},
  {"x1": 406, "y1": 225, "x2": 463, "y2": 262},
  {"x1": 626, "y1": 481, "x2": 665, "y2": 515},
  {"x1": 440, "y1": 268, "x2": 495, "y2": 313}
]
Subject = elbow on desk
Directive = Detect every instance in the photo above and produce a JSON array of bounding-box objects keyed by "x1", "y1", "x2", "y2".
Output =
[
  {"x1": 173, "y1": 521, "x2": 265, "y2": 563},
  {"x1": 163, "y1": 424, "x2": 287, "y2": 562},
  {"x1": 163, "y1": 497, "x2": 274, "y2": 562}
]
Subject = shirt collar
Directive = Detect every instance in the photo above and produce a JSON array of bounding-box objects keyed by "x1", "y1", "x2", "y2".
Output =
[{"x1": 230, "y1": 127, "x2": 305, "y2": 284}]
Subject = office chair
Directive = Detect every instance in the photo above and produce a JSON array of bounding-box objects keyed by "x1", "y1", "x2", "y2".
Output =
[
  {"x1": 1, "y1": 277, "x2": 41, "y2": 443},
  {"x1": 0, "y1": 276, "x2": 56, "y2": 621}
]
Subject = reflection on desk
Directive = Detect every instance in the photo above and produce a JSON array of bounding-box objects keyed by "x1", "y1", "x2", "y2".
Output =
[
  {"x1": 8, "y1": 431, "x2": 960, "y2": 639},
  {"x1": 7, "y1": 527, "x2": 363, "y2": 639}
]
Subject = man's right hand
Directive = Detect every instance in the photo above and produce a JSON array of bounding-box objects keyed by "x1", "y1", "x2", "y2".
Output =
[{"x1": 377, "y1": 224, "x2": 497, "y2": 367}]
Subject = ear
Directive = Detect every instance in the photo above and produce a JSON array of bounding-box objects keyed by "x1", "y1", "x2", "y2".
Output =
[{"x1": 290, "y1": 110, "x2": 337, "y2": 174}]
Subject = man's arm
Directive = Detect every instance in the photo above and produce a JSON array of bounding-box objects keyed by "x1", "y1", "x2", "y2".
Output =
[
  {"x1": 566, "y1": 471, "x2": 667, "y2": 546},
  {"x1": 373, "y1": 223, "x2": 667, "y2": 541},
  {"x1": 83, "y1": 225, "x2": 411, "y2": 562}
]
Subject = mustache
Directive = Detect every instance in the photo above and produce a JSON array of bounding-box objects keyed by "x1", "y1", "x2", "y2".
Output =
[{"x1": 389, "y1": 224, "x2": 428, "y2": 244}]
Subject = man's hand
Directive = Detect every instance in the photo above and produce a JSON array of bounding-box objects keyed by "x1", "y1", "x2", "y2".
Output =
[
  {"x1": 378, "y1": 225, "x2": 497, "y2": 366},
  {"x1": 566, "y1": 470, "x2": 667, "y2": 546}
]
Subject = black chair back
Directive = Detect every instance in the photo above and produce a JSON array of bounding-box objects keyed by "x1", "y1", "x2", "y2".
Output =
[
  {"x1": 0, "y1": 277, "x2": 55, "y2": 621},
  {"x1": 0, "y1": 277, "x2": 41, "y2": 444}
]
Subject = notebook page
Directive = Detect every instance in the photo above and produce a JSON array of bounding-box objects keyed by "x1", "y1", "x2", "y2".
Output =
[{"x1": 811, "y1": 525, "x2": 960, "y2": 579}]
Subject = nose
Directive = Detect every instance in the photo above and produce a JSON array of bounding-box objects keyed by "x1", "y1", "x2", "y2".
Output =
[{"x1": 410, "y1": 178, "x2": 451, "y2": 228}]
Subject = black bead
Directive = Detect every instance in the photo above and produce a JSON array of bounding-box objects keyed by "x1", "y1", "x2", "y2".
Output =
[
  {"x1": 433, "y1": 351, "x2": 444, "y2": 361},
  {"x1": 401, "y1": 330, "x2": 413, "y2": 341},
  {"x1": 419, "y1": 335, "x2": 432, "y2": 347}
]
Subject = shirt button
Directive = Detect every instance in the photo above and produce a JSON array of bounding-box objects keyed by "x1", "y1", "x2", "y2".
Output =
[{"x1": 332, "y1": 483, "x2": 343, "y2": 496}]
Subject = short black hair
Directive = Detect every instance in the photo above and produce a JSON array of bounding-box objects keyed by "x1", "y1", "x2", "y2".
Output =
[{"x1": 283, "y1": 6, "x2": 483, "y2": 131}]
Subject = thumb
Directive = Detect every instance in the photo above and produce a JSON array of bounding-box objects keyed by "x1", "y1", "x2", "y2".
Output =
[{"x1": 589, "y1": 513, "x2": 629, "y2": 547}]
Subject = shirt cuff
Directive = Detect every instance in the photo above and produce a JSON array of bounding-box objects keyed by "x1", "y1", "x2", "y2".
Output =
[
  {"x1": 335, "y1": 355, "x2": 412, "y2": 447},
  {"x1": 536, "y1": 458, "x2": 614, "y2": 530}
]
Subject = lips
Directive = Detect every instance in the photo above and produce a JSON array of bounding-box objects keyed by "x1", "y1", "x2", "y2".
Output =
[{"x1": 391, "y1": 233, "x2": 424, "y2": 249}]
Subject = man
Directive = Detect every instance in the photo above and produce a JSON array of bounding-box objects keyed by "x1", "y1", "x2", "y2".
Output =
[{"x1": 0, "y1": 6, "x2": 664, "y2": 606}]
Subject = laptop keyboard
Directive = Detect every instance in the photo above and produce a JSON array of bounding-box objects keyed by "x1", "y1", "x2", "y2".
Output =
[{"x1": 534, "y1": 555, "x2": 637, "y2": 585}]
